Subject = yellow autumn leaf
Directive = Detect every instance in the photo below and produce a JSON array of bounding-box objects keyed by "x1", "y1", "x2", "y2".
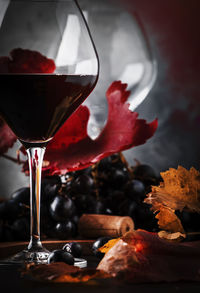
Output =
[
  {"x1": 98, "y1": 238, "x2": 120, "y2": 254},
  {"x1": 144, "y1": 166, "x2": 200, "y2": 233}
]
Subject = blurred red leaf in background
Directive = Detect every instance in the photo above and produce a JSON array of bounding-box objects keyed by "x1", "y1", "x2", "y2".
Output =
[
  {"x1": 0, "y1": 118, "x2": 17, "y2": 155},
  {"x1": 0, "y1": 48, "x2": 55, "y2": 74}
]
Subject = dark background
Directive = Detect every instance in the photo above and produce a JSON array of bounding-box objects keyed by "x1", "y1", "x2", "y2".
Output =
[{"x1": 0, "y1": 0, "x2": 200, "y2": 198}]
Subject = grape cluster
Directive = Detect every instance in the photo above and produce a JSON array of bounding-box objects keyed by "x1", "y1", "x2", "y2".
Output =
[
  {"x1": 0, "y1": 153, "x2": 161, "y2": 242},
  {"x1": 4, "y1": 153, "x2": 198, "y2": 242},
  {"x1": 0, "y1": 187, "x2": 30, "y2": 241}
]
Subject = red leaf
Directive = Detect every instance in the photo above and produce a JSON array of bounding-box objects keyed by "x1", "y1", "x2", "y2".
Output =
[
  {"x1": 48, "y1": 106, "x2": 90, "y2": 150},
  {"x1": 0, "y1": 48, "x2": 55, "y2": 73},
  {"x1": 0, "y1": 117, "x2": 17, "y2": 155},
  {"x1": 39, "y1": 81, "x2": 158, "y2": 175}
]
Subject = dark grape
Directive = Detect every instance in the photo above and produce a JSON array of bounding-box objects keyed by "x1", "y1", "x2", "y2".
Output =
[
  {"x1": 127, "y1": 201, "x2": 138, "y2": 217},
  {"x1": 62, "y1": 242, "x2": 82, "y2": 258},
  {"x1": 110, "y1": 154, "x2": 125, "y2": 168},
  {"x1": 176, "y1": 211, "x2": 191, "y2": 229},
  {"x1": 0, "y1": 200, "x2": 22, "y2": 220},
  {"x1": 124, "y1": 179, "x2": 146, "y2": 201},
  {"x1": 104, "y1": 208, "x2": 113, "y2": 215},
  {"x1": 0, "y1": 222, "x2": 3, "y2": 241},
  {"x1": 92, "y1": 236, "x2": 112, "y2": 258},
  {"x1": 118, "y1": 199, "x2": 136, "y2": 216},
  {"x1": 73, "y1": 167, "x2": 93, "y2": 178},
  {"x1": 0, "y1": 201, "x2": 8, "y2": 219},
  {"x1": 42, "y1": 184, "x2": 59, "y2": 202},
  {"x1": 49, "y1": 195, "x2": 75, "y2": 222},
  {"x1": 2, "y1": 226, "x2": 15, "y2": 242},
  {"x1": 65, "y1": 179, "x2": 74, "y2": 196},
  {"x1": 54, "y1": 221, "x2": 76, "y2": 239},
  {"x1": 41, "y1": 177, "x2": 61, "y2": 202},
  {"x1": 48, "y1": 249, "x2": 74, "y2": 265},
  {"x1": 42, "y1": 176, "x2": 61, "y2": 187},
  {"x1": 109, "y1": 167, "x2": 129, "y2": 189},
  {"x1": 105, "y1": 190, "x2": 125, "y2": 214},
  {"x1": 133, "y1": 203, "x2": 157, "y2": 231},
  {"x1": 93, "y1": 201, "x2": 106, "y2": 214},
  {"x1": 11, "y1": 187, "x2": 30, "y2": 205},
  {"x1": 71, "y1": 214, "x2": 79, "y2": 225},
  {"x1": 40, "y1": 203, "x2": 53, "y2": 232},
  {"x1": 74, "y1": 194, "x2": 96, "y2": 215},
  {"x1": 72, "y1": 174, "x2": 94, "y2": 195},
  {"x1": 176, "y1": 211, "x2": 200, "y2": 232},
  {"x1": 97, "y1": 156, "x2": 113, "y2": 172},
  {"x1": 133, "y1": 164, "x2": 157, "y2": 185},
  {"x1": 11, "y1": 217, "x2": 29, "y2": 240},
  {"x1": 42, "y1": 217, "x2": 57, "y2": 239}
]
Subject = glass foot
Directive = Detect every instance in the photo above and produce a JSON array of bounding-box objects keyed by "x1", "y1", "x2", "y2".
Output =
[
  {"x1": 0, "y1": 251, "x2": 87, "y2": 268},
  {"x1": 0, "y1": 247, "x2": 50, "y2": 266},
  {"x1": 74, "y1": 258, "x2": 87, "y2": 268}
]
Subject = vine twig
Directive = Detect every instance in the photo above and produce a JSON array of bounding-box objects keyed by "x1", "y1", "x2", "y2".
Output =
[{"x1": 1, "y1": 153, "x2": 26, "y2": 164}]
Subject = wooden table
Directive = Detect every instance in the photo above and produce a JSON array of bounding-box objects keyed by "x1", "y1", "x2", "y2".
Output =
[{"x1": 0, "y1": 240, "x2": 200, "y2": 293}]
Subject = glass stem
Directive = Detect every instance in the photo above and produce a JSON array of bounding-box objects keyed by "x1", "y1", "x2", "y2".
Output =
[{"x1": 26, "y1": 147, "x2": 45, "y2": 251}]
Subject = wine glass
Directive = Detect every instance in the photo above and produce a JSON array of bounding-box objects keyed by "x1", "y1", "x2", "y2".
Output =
[
  {"x1": 77, "y1": 0, "x2": 157, "y2": 139},
  {"x1": 0, "y1": 0, "x2": 99, "y2": 265}
]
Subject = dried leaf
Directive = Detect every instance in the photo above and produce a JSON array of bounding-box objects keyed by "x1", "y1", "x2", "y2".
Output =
[
  {"x1": 23, "y1": 262, "x2": 111, "y2": 283},
  {"x1": 144, "y1": 166, "x2": 200, "y2": 233},
  {"x1": 99, "y1": 238, "x2": 120, "y2": 254},
  {"x1": 158, "y1": 230, "x2": 186, "y2": 242},
  {"x1": 54, "y1": 268, "x2": 110, "y2": 283},
  {"x1": 156, "y1": 207, "x2": 185, "y2": 233}
]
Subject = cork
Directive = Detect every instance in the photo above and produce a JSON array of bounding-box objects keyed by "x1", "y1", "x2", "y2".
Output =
[{"x1": 78, "y1": 214, "x2": 134, "y2": 238}]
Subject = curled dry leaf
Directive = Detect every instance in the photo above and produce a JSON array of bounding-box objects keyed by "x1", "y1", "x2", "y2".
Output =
[
  {"x1": 98, "y1": 238, "x2": 120, "y2": 254},
  {"x1": 156, "y1": 207, "x2": 185, "y2": 234},
  {"x1": 23, "y1": 262, "x2": 111, "y2": 283},
  {"x1": 158, "y1": 230, "x2": 186, "y2": 242},
  {"x1": 144, "y1": 166, "x2": 200, "y2": 233}
]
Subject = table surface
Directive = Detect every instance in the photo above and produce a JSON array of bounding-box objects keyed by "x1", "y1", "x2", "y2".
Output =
[
  {"x1": 1, "y1": 257, "x2": 200, "y2": 293},
  {"x1": 1, "y1": 241, "x2": 200, "y2": 293}
]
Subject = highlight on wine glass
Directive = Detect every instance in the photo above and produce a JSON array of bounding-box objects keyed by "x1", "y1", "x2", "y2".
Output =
[{"x1": 0, "y1": 0, "x2": 99, "y2": 265}]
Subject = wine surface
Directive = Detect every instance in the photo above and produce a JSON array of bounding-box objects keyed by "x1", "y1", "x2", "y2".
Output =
[{"x1": 0, "y1": 74, "x2": 97, "y2": 144}]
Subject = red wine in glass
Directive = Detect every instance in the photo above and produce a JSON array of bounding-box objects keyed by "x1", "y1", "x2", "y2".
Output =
[
  {"x1": 0, "y1": 0, "x2": 99, "y2": 266},
  {"x1": 0, "y1": 74, "x2": 98, "y2": 146}
]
